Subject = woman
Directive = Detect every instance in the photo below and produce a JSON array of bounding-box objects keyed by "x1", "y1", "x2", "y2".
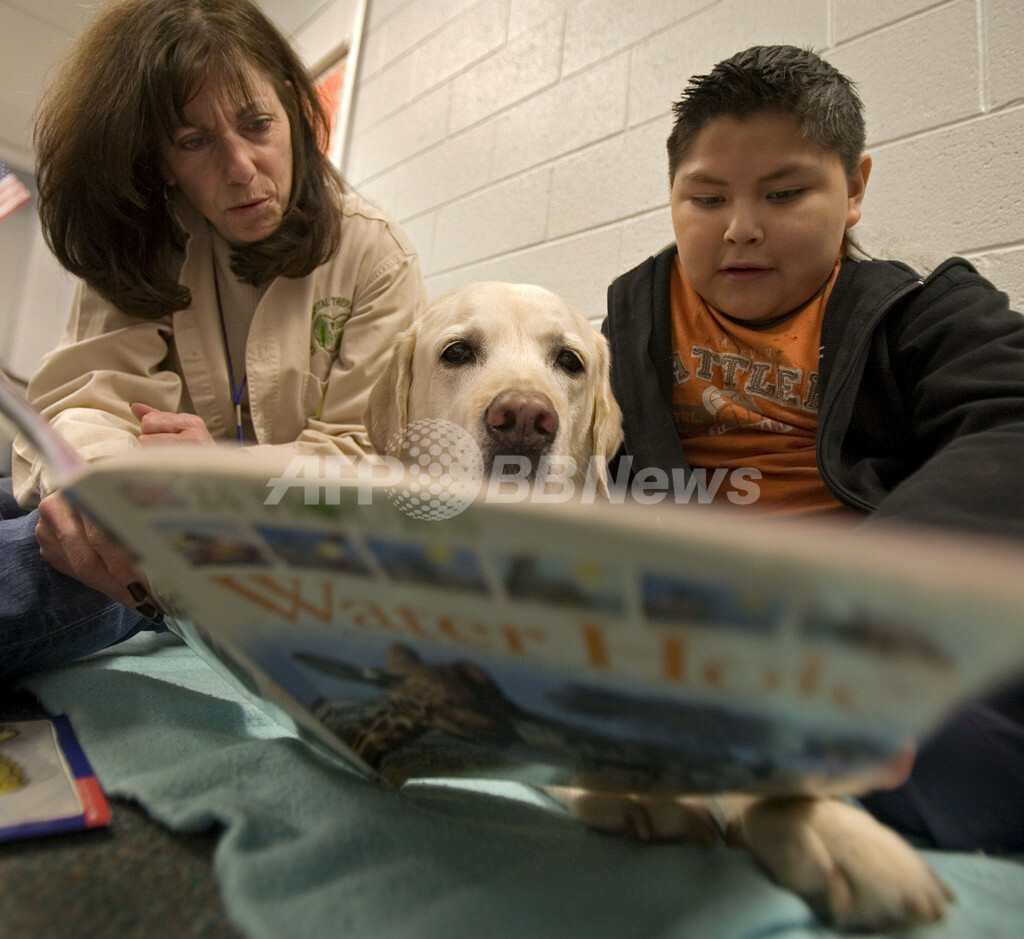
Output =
[{"x1": 2, "y1": 0, "x2": 427, "y2": 679}]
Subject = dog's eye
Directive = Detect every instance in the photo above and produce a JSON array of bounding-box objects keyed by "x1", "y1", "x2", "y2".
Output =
[
  {"x1": 555, "y1": 349, "x2": 584, "y2": 375},
  {"x1": 441, "y1": 340, "x2": 476, "y2": 366}
]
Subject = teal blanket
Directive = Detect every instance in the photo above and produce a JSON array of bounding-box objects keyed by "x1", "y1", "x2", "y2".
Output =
[{"x1": 26, "y1": 634, "x2": 1024, "y2": 938}]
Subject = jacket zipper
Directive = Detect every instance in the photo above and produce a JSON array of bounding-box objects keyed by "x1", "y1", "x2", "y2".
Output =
[{"x1": 816, "y1": 277, "x2": 925, "y2": 512}]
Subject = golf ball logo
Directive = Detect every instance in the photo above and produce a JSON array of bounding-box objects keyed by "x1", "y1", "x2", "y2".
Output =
[{"x1": 386, "y1": 419, "x2": 484, "y2": 520}]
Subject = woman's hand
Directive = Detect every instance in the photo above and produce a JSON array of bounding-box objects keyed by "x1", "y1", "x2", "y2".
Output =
[
  {"x1": 131, "y1": 402, "x2": 216, "y2": 445},
  {"x1": 35, "y1": 400, "x2": 216, "y2": 613},
  {"x1": 35, "y1": 492, "x2": 162, "y2": 620}
]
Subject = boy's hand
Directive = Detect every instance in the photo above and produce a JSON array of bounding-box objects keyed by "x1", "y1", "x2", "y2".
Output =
[
  {"x1": 131, "y1": 402, "x2": 215, "y2": 446},
  {"x1": 35, "y1": 491, "x2": 161, "y2": 620},
  {"x1": 868, "y1": 743, "x2": 917, "y2": 792}
]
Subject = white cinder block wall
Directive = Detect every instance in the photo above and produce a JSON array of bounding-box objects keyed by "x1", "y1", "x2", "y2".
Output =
[{"x1": 346, "y1": 0, "x2": 1024, "y2": 323}]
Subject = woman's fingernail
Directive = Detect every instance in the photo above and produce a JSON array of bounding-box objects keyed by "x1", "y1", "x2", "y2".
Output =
[
  {"x1": 136, "y1": 603, "x2": 159, "y2": 619},
  {"x1": 127, "y1": 582, "x2": 149, "y2": 603}
]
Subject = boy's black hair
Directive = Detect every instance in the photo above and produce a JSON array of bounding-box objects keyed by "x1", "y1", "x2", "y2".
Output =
[{"x1": 667, "y1": 45, "x2": 866, "y2": 179}]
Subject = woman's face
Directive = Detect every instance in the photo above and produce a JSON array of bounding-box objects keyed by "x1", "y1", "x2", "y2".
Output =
[{"x1": 160, "y1": 67, "x2": 293, "y2": 244}]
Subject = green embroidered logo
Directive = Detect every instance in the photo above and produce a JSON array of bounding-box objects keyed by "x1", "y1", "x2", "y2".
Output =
[{"x1": 311, "y1": 297, "x2": 352, "y2": 354}]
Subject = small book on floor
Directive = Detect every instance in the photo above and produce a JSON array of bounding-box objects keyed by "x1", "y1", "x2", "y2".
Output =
[{"x1": 0, "y1": 715, "x2": 110, "y2": 843}]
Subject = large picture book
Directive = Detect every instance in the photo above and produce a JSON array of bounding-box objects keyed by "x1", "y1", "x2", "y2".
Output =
[{"x1": 4, "y1": 375, "x2": 1023, "y2": 796}]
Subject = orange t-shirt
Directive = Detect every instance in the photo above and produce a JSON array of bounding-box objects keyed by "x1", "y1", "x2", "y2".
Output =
[{"x1": 670, "y1": 255, "x2": 851, "y2": 518}]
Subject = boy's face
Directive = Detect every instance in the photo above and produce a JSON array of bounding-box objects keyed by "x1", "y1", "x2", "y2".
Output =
[{"x1": 670, "y1": 113, "x2": 870, "y2": 323}]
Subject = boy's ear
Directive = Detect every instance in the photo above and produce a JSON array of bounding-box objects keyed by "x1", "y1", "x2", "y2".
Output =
[{"x1": 845, "y1": 153, "x2": 872, "y2": 228}]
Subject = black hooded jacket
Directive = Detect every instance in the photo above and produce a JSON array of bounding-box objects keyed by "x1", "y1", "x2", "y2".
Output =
[{"x1": 603, "y1": 246, "x2": 1024, "y2": 541}]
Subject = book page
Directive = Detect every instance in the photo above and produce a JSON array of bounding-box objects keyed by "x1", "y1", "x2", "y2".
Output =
[{"x1": 62, "y1": 447, "x2": 1024, "y2": 795}]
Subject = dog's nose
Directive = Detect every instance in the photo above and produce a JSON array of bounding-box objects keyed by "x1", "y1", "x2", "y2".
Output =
[{"x1": 486, "y1": 391, "x2": 559, "y2": 447}]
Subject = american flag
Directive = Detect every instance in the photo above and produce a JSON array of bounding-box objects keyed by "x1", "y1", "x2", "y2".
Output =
[{"x1": 0, "y1": 160, "x2": 32, "y2": 221}]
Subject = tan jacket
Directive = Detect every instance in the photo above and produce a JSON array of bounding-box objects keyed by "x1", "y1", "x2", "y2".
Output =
[{"x1": 13, "y1": 192, "x2": 427, "y2": 505}]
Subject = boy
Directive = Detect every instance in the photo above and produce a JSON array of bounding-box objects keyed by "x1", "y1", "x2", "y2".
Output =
[{"x1": 603, "y1": 46, "x2": 1024, "y2": 851}]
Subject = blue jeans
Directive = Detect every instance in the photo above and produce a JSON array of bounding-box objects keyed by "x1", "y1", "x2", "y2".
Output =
[
  {"x1": 861, "y1": 682, "x2": 1024, "y2": 852},
  {"x1": 0, "y1": 477, "x2": 153, "y2": 682}
]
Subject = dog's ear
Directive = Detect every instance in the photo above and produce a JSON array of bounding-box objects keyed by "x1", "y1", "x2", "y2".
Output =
[
  {"x1": 588, "y1": 334, "x2": 624, "y2": 496},
  {"x1": 364, "y1": 324, "x2": 418, "y2": 455}
]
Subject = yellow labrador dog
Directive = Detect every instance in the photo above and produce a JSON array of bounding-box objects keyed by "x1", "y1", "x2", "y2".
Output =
[
  {"x1": 363, "y1": 281, "x2": 950, "y2": 931},
  {"x1": 365, "y1": 282, "x2": 623, "y2": 493}
]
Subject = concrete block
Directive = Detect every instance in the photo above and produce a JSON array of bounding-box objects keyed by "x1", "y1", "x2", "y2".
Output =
[
  {"x1": 347, "y1": 85, "x2": 450, "y2": 183},
  {"x1": 629, "y1": 0, "x2": 828, "y2": 127},
  {"x1": 366, "y1": 0, "x2": 408, "y2": 30},
  {"x1": 491, "y1": 53, "x2": 630, "y2": 180},
  {"x1": 424, "y1": 224, "x2": 624, "y2": 322},
  {"x1": 563, "y1": 0, "x2": 713, "y2": 77},
  {"x1": 862, "y1": 107, "x2": 1024, "y2": 259},
  {"x1": 357, "y1": 171, "x2": 421, "y2": 226},
  {"x1": 349, "y1": 174, "x2": 400, "y2": 219},
  {"x1": 351, "y1": 51, "x2": 421, "y2": 134},
  {"x1": 431, "y1": 168, "x2": 553, "y2": 271},
  {"x1": 985, "y1": 0, "x2": 1024, "y2": 110},
  {"x1": 356, "y1": 22, "x2": 389, "y2": 82},
  {"x1": 362, "y1": 120, "x2": 499, "y2": 218},
  {"x1": 449, "y1": 15, "x2": 564, "y2": 134},
  {"x1": 620, "y1": 209, "x2": 676, "y2": 272},
  {"x1": 291, "y1": 0, "x2": 363, "y2": 73},
  {"x1": 397, "y1": 212, "x2": 439, "y2": 276},
  {"x1": 411, "y1": 0, "x2": 511, "y2": 102},
  {"x1": 833, "y1": 0, "x2": 937, "y2": 43},
  {"x1": 382, "y1": 0, "x2": 481, "y2": 70},
  {"x1": 967, "y1": 246, "x2": 1024, "y2": 314},
  {"x1": 548, "y1": 118, "x2": 671, "y2": 240},
  {"x1": 509, "y1": 0, "x2": 571, "y2": 38},
  {"x1": 829, "y1": 1, "x2": 980, "y2": 144},
  {"x1": 354, "y1": 0, "x2": 508, "y2": 133},
  {"x1": 411, "y1": 119, "x2": 501, "y2": 216}
]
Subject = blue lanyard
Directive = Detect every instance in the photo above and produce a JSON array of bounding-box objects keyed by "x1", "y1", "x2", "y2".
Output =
[
  {"x1": 212, "y1": 241, "x2": 251, "y2": 445},
  {"x1": 230, "y1": 374, "x2": 247, "y2": 445},
  {"x1": 218, "y1": 307, "x2": 247, "y2": 445}
]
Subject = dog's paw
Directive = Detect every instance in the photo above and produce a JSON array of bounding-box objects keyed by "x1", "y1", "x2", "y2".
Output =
[
  {"x1": 544, "y1": 786, "x2": 721, "y2": 845},
  {"x1": 731, "y1": 797, "x2": 953, "y2": 931}
]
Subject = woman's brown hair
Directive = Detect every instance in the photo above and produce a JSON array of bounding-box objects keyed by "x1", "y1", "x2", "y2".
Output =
[{"x1": 34, "y1": 0, "x2": 344, "y2": 318}]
